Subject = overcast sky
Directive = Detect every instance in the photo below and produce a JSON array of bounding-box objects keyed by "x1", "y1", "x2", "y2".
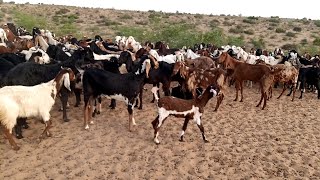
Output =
[{"x1": 5, "y1": 0, "x2": 320, "y2": 20}]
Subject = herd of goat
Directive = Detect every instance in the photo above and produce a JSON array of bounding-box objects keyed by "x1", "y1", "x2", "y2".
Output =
[{"x1": 0, "y1": 22, "x2": 319, "y2": 150}]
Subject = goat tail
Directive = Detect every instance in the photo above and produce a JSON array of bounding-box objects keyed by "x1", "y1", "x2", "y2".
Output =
[{"x1": 151, "y1": 87, "x2": 159, "y2": 102}]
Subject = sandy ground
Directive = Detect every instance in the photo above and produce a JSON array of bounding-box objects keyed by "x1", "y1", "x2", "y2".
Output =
[{"x1": 1, "y1": 84, "x2": 320, "y2": 179}]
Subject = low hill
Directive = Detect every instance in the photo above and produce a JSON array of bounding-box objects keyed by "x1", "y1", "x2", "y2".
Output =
[{"x1": 1, "y1": 2, "x2": 320, "y2": 54}]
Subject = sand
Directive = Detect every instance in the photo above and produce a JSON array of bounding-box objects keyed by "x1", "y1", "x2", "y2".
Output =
[{"x1": 1, "y1": 84, "x2": 320, "y2": 179}]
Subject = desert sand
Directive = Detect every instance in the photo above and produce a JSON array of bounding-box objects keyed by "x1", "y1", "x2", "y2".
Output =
[{"x1": 1, "y1": 84, "x2": 320, "y2": 179}]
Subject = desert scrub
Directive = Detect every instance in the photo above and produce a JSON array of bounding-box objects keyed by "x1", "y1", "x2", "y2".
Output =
[
  {"x1": 251, "y1": 38, "x2": 265, "y2": 49},
  {"x1": 285, "y1": 32, "x2": 295, "y2": 37},
  {"x1": 293, "y1": 27, "x2": 302, "y2": 32},
  {"x1": 314, "y1": 20, "x2": 320, "y2": 27},
  {"x1": 275, "y1": 28, "x2": 286, "y2": 33}
]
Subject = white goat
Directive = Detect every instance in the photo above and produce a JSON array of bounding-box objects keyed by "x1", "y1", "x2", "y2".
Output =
[
  {"x1": 44, "y1": 30, "x2": 58, "y2": 45},
  {"x1": 20, "y1": 47, "x2": 50, "y2": 64},
  {"x1": 0, "y1": 28, "x2": 8, "y2": 43},
  {"x1": 0, "y1": 68, "x2": 75, "y2": 150}
]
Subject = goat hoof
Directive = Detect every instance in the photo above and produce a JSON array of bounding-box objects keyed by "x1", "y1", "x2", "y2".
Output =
[
  {"x1": 138, "y1": 106, "x2": 142, "y2": 110},
  {"x1": 64, "y1": 118, "x2": 70, "y2": 122},
  {"x1": 13, "y1": 146, "x2": 20, "y2": 151},
  {"x1": 240, "y1": 100, "x2": 243, "y2": 102},
  {"x1": 150, "y1": 100, "x2": 155, "y2": 103},
  {"x1": 298, "y1": 97, "x2": 302, "y2": 99},
  {"x1": 16, "y1": 134, "x2": 24, "y2": 139},
  {"x1": 233, "y1": 99, "x2": 237, "y2": 101},
  {"x1": 84, "y1": 125, "x2": 89, "y2": 130},
  {"x1": 96, "y1": 111, "x2": 100, "y2": 115},
  {"x1": 204, "y1": 140, "x2": 209, "y2": 143},
  {"x1": 74, "y1": 104, "x2": 79, "y2": 107},
  {"x1": 179, "y1": 138, "x2": 184, "y2": 142}
]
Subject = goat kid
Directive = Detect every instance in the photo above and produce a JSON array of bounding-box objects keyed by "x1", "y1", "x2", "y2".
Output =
[{"x1": 151, "y1": 84, "x2": 220, "y2": 144}]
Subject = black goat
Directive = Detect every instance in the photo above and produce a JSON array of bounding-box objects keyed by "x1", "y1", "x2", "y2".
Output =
[
  {"x1": 298, "y1": 67, "x2": 320, "y2": 99},
  {"x1": 82, "y1": 60, "x2": 147, "y2": 131},
  {"x1": 46, "y1": 44, "x2": 70, "y2": 62}
]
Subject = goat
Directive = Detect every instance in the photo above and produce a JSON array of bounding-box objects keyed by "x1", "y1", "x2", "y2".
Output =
[
  {"x1": 256, "y1": 61, "x2": 299, "y2": 101},
  {"x1": 0, "y1": 68, "x2": 75, "y2": 150},
  {"x1": 186, "y1": 68, "x2": 227, "y2": 111},
  {"x1": 82, "y1": 59, "x2": 147, "y2": 131},
  {"x1": 298, "y1": 67, "x2": 320, "y2": 99},
  {"x1": 151, "y1": 84, "x2": 220, "y2": 144},
  {"x1": 0, "y1": 28, "x2": 8, "y2": 43},
  {"x1": 214, "y1": 52, "x2": 281, "y2": 109}
]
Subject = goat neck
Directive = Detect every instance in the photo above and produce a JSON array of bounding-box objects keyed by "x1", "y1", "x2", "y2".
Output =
[
  {"x1": 195, "y1": 86, "x2": 218, "y2": 109},
  {"x1": 52, "y1": 68, "x2": 75, "y2": 97}
]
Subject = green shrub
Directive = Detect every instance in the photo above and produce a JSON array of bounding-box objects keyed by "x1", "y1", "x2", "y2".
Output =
[
  {"x1": 313, "y1": 37, "x2": 320, "y2": 46},
  {"x1": 275, "y1": 28, "x2": 286, "y2": 33},
  {"x1": 251, "y1": 38, "x2": 265, "y2": 49},
  {"x1": 247, "y1": 16, "x2": 259, "y2": 20},
  {"x1": 229, "y1": 28, "x2": 242, "y2": 34},
  {"x1": 314, "y1": 20, "x2": 320, "y2": 27},
  {"x1": 243, "y1": 19, "x2": 256, "y2": 24},
  {"x1": 281, "y1": 44, "x2": 297, "y2": 50},
  {"x1": 55, "y1": 8, "x2": 70, "y2": 15},
  {"x1": 243, "y1": 29, "x2": 254, "y2": 35},
  {"x1": 300, "y1": 39, "x2": 308, "y2": 45},
  {"x1": 293, "y1": 27, "x2": 302, "y2": 32},
  {"x1": 285, "y1": 32, "x2": 295, "y2": 37},
  {"x1": 119, "y1": 14, "x2": 132, "y2": 20},
  {"x1": 267, "y1": 17, "x2": 280, "y2": 23},
  {"x1": 194, "y1": 14, "x2": 203, "y2": 19}
]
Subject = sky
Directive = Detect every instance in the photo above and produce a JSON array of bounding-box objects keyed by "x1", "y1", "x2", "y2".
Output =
[{"x1": 4, "y1": 0, "x2": 320, "y2": 20}]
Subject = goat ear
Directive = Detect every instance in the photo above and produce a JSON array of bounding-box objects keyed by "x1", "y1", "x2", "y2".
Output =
[{"x1": 63, "y1": 73, "x2": 72, "y2": 91}]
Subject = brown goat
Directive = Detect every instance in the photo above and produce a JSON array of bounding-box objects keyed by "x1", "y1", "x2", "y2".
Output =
[
  {"x1": 256, "y1": 61, "x2": 299, "y2": 101},
  {"x1": 187, "y1": 68, "x2": 227, "y2": 111},
  {"x1": 215, "y1": 52, "x2": 281, "y2": 109}
]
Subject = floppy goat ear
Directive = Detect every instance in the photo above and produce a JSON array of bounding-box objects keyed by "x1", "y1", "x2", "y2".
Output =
[{"x1": 63, "y1": 73, "x2": 72, "y2": 91}]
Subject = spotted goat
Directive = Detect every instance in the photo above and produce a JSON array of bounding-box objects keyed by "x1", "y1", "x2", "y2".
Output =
[{"x1": 151, "y1": 84, "x2": 220, "y2": 144}]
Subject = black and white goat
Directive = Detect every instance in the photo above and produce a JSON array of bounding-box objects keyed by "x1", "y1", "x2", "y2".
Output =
[
  {"x1": 151, "y1": 84, "x2": 220, "y2": 144},
  {"x1": 0, "y1": 68, "x2": 75, "y2": 150},
  {"x1": 82, "y1": 59, "x2": 148, "y2": 130}
]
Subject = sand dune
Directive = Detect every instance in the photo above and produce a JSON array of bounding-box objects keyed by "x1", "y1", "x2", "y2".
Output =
[{"x1": 1, "y1": 84, "x2": 319, "y2": 179}]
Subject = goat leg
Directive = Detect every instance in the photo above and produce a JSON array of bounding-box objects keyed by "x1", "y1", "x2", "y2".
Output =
[
  {"x1": 256, "y1": 92, "x2": 264, "y2": 107},
  {"x1": 127, "y1": 105, "x2": 134, "y2": 131},
  {"x1": 3, "y1": 126, "x2": 20, "y2": 151},
  {"x1": 14, "y1": 117, "x2": 27, "y2": 139},
  {"x1": 277, "y1": 84, "x2": 287, "y2": 99},
  {"x1": 74, "y1": 88, "x2": 81, "y2": 107},
  {"x1": 214, "y1": 94, "x2": 224, "y2": 112},
  {"x1": 179, "y1": 118, "x2": 190, "y2": 142},
  {"x1": 197, "y1": 122, "x2": 209, "y2": 143},
  {"x1": 239, "y1": 81, "x2": 244, "y2": 102},
  {"x1": 262, "y1": 92, "x2": 267, "y2": 110},
  {"x1": 60, "y1": 88, "x2": 69, "y2": 122},
  {"x1": 138, "y1": 88, "x2": 143, "y2": 109}
]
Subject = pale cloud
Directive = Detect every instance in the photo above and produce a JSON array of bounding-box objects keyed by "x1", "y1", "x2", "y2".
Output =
[{"x1": 4, "y1": 0, "x2": 320, "y2": 20}]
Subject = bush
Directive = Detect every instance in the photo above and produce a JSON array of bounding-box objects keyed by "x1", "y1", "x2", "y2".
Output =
[
  {"x1": 293, "y1": 27, "x2": 302, "y2": 32},
  {"x1": 55, "y1": 8, "x2": 70, "y2": 15},
  {"x1": 251, "y1": 38, "x2": 265, "y2": 49},
  {"x1": 281, "y1": 44, "x2": 297, "y2": 50},
  {"x1": 243, "y1": 29, "x2": 254, "y2": 35},
  {"x1": 275, "y1": 28, "x2": 286, "y2": 33},
  {"x1": 135, "y1": 21, "x2": 148, "y2": 25},
  {"x1": 247, "y1": 16, "x2": 258, "y2": 20},
  {"x1": 314, "y1": 20, "x2": 320, "y2": 27},
  {"x1": 243, "y1": 19, "x2": 256, "y2": 24},
  {"x1": 285, "y1": 32, "x2": 295, "y2": 37},
  {"x1": 301, "y1": 39, "x2": 308, "y2": 45},
  {"x1": 313, "y1": 37, "x2": 320, "y2": 46},
  {"x1": 267, "y1": 17, "x2": 280, "y2": 23},
  {"x1": 229, "y1": 28, "x2": 242, "y2": 34},
  {"x1": 119, "y1": 14, "x2": 132, "y2": 20},
  {"x1": 104, "y1": 20, "x2": 121, "y2": 26},
  {"x1": 194, "y1": 14, "x2": 203, "y2": 19}
]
